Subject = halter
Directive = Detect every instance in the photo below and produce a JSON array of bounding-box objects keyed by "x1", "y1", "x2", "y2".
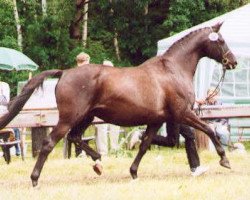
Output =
[
  {"x1": 208, "y1": 27, "x2": 233, "y2": 69},
  {"x1": 206, "y1": 27, "x2": 233, "y2": 100},
  {"x1": 221, "y1": 50, "x2": 231, "y2": 68}
]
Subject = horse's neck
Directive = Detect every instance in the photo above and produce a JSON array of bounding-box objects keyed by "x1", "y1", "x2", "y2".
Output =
[{"x1": 163, "y1": 34, "x2": 204, "y2": 78}]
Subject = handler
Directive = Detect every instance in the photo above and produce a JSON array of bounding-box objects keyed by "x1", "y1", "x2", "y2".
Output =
[{"x1": 151, "y1": 123, "x2": 209, "y2": 176}]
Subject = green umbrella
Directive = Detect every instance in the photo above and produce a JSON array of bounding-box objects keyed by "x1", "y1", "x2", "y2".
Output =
[{"x1": 0, "y1": 47, "x2": 38, "y2": 71}]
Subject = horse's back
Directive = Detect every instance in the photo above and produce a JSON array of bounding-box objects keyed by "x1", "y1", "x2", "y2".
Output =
[{"x1": 54, "y1": 63, "x2": 172, "y2": 126}]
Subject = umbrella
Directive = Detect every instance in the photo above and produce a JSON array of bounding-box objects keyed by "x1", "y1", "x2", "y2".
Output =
[{"x1": 0, "y1": 47, "x2": 38, "y2": 71}]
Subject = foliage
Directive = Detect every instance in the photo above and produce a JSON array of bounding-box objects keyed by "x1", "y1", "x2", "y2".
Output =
[
  {"x1": 163, "y1": 0, "x2": 247, "y2": 36},
  {"x1": 0, "y1": 0, "x2": 18, "y2": 49},
  {"x1": 163, "y1": 0, "x2": 205, "y2": 36},
  {"x1": 0, "y1": 0, "x2": 248, "y2": 96}
]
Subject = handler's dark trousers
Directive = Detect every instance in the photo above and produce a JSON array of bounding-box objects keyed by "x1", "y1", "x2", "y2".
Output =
[{"x1": 151, "y1": 124, "x2": 200, "y2": 170}]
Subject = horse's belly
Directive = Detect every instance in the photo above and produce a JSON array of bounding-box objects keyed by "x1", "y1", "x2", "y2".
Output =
[{"x1": 93, "y1": 107, "x2": 165, "y2": 126}]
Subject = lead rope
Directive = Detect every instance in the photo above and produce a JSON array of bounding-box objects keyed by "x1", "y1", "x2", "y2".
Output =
[{"x1": 197, "y1": 67, "x2": 226, "y2": 116}]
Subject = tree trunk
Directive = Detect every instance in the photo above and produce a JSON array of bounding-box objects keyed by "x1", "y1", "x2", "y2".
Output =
[
  {"x1": 70, "y1": 0, "x2": 86, "y2": 39},
  {"x1": 13, "y1": 0, "x2": 23, "y2": 51},
  {"x1": 144, "y1": 3, "x2": 148, "y2": 15},
  {"x1": 31, "y1": 127, "x2": 47, "y2": 157},
  {"x1": 82, "y1": 0, "x2": 88, "y2": 47},
  {"x1": 144, "y1": 3, "x2": 149, "y2": 39},
  {"x1": 113, "y1": 31, "x2": 121, "y2": 61},
  {"x1": 41, "y1": 0, "x2": 47, "y2": 17},
  {"x1": 109, "y1": 0, "x2": 121, "y2": 61}
]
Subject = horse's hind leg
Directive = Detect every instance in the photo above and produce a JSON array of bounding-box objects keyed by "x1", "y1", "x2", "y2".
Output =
[
  {"x1": 67, "y1": 117, "x2": 101, "y2": 161},
  {"x1": 67, "y1": 117, "x2": 102, "y2": 175},
  {"x1": 183, "y1": 111, "x2": 230, "y2": 169},
  {"x1": 130, "y1": 123, "x2": 161, "y2": 179},
  {"x1": 30, "y1": 122, "x2": 71, "y2": 187}
]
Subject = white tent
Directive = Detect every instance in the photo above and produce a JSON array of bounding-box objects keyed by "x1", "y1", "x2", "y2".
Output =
[{"x1": 157, "y1": 4, "x2": 250, "y2": 103}]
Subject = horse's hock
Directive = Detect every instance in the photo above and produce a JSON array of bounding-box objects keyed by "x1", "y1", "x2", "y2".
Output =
[{"x1": 195, "y1": 120, "x2": 222, "y2": 151}]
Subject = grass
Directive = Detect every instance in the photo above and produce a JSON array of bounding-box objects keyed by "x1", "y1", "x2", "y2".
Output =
[{"x1": 0, "y1": 144, "x2": 250, "y2": 200}]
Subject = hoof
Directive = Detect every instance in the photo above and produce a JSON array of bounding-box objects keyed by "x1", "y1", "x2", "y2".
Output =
[
  {"x1": 130, "y1": 178, "x2": 139, "y2": 184},
  {"x1": 32, "y1": 179, "x2": 38, "y2": 187},
  {"x1": 220, "y1": 158, "x2": 231, "y2": 169},
  {"x1": 93, "y1": 163, "x2": 103, "y2": 175},
  {"x1": 130, "y1": 168, "x2": 138, "y2": 179}
]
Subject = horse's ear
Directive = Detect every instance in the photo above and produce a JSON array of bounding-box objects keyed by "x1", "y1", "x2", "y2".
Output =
[{"x1": 212, "y1": 22, "x2": 224, "y2": 32}]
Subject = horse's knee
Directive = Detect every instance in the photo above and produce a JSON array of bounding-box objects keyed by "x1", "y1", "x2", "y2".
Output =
[{"x1": 40, "y1": 138, "x2": 55, "y2": 154}]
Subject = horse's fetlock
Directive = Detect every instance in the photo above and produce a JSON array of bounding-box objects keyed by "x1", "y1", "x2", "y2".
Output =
[
  {"x1": 130, "y1": 165, "x2": 138, "y2": 179},
  {"x1": 30, "y1": 172, "x2": 39, "y2": 182}
]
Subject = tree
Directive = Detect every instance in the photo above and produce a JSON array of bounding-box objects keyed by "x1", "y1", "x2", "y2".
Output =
[
  {"x1": 0, "y1": 0, "x2": 18, "y2": 49},
  {"x1": 109, "y1": 0, "x2": 121, "y2": 61},
  {"x1": 82, "y1": 0, "x2": 89, "y2": 47},
  {"x1": 0, "y1": 0, "x2": 248, "y2": 96},
  {"x1": 12, "y1": 0, "x2": 23, "y2": 51},
  {"x1": 41, "y1": 0, "x2": 47, "y2": 16},
  {"x1": 70, "y1": 0, "x2": 87, "y2": 40}
]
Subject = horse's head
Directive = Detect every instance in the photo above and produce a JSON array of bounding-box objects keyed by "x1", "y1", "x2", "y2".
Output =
[{"x1": 203, "y1": 22, "x2": 237, "y2": 70}]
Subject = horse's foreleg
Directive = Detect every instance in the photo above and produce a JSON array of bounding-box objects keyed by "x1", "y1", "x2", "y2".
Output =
[
  {"x1": 152, "y1": 123, "x2": 200, "y2": 170},
  {"x1": 182, "y1": 111, "x2": 230, "y2": 169},
  {"x1": 130, "y1": 124, "x2": 161, "y2": 179},
  {"x1": 30, "y1": 122, "x2": 71, "y2": 187}
]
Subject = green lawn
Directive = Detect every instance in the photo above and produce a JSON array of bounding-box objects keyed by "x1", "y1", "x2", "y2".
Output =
[{"x1": 0, "y1": 144, "x2": 250, "y2": 200}]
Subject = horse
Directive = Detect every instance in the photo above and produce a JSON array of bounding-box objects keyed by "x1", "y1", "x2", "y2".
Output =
[{"x1": 0, "y1": 22, "x2": 237, "y2": 187}]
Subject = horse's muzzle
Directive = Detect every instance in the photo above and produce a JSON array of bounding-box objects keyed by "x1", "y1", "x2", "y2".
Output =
[
  {"x1": 227, "y1": 60, "x2": 237, "y2": 70},
  {"x1": 222, "y1": 50, "x2": 237, "y2": 70},
  {"x1": 223, "y1": 57, "x2": 237, "y2": 70}
]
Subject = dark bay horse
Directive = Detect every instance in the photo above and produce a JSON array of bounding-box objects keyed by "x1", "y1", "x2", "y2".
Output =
[{"x1": 0, "y1": 23, "x2": 237, "y2": 186}]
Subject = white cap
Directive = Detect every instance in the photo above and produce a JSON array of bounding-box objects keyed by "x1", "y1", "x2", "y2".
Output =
[{"x1": 103, "y1": 60, "x2": 113, "y2": 67}]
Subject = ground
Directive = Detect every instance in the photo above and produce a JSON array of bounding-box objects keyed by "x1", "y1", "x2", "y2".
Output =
[{"x1": 0, "y1": 144, "x2": 250, "y2": 200}]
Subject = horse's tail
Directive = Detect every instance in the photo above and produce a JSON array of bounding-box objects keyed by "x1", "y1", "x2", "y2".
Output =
[{"x1": 0, "y1": 69, "x2": 63, "y2": 129}]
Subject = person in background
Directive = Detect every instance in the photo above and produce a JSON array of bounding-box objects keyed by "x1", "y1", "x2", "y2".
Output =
[
  {"x1": 95, "y1": 60, "x2": 120, "y2": 155},
  {"x1": 196, "y1": 87, "x2": 231, "y2": 149},
  {"x1": 0, "y1": 83, "x2": 21, "y2": 156},
  {"x1": 76, "y1": 52, "x2": 90, "y2": 66},
  {"x1": 72, "y1": 52, "x2": 91, "y2": 157},
  {"x1": 129, "y1": 123, "x2": 209, "y2": 176}
]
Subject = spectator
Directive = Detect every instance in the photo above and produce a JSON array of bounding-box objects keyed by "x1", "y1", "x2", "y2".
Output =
[
  {"x1": 196, "y1": 87, "x2": 231, "y2": 149},
  {"x1": 76, "y1": 52, "x2": 90, "y2": 66},
  {"x1": 73, "y1": 52, "x2": 91, "y2": 157},
  {"x1": 0, "y1": 82, "x2": 21, "y2": 156},
  {"x1": 95, "y1": 60, "x2": 120, "y2": 155}
]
